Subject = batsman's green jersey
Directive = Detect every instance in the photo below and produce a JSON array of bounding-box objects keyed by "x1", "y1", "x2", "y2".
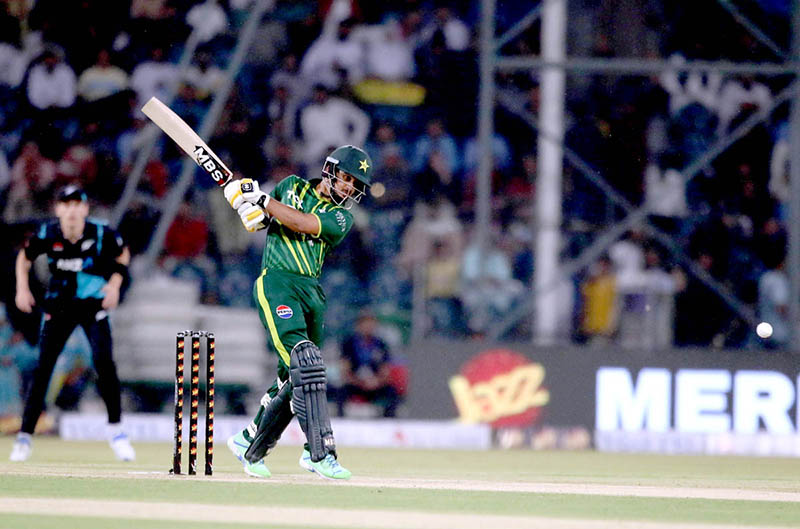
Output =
[{"x1": 252, "y1": 175, "x2": 354, "y2": 373}]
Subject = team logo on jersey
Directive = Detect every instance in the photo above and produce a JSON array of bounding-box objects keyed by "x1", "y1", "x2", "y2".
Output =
[
  {"x1": 285, "y1": 190, "x2": 304, "y2": 210},
  {"x1": 335, "y1": 210, "x2": 347, "y2": 232},
  {"x1": 81, "y1": 239, "x2": 95, "y2": 252},
  {"x1": 276, "y1": 305, "x2": 293, "y2": 319},
  {"x1": 52, "y1": 242, "x2": 63, "y2": 252}
]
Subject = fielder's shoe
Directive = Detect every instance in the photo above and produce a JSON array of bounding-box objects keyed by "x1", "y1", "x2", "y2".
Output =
[
  {"x1": 227, "y1": 431, "x2": 271, "y2": 478},
  {"x1": 9, "y1": 433, "x2": 32, "y2": 462},
  {"x1": 110, "y1": 432, "x2": 136, "y2": 461},
  {"x1": 299, "y1": 449, "x2": 351, "y2": 480}
]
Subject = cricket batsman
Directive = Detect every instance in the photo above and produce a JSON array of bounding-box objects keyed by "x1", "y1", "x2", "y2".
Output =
[{"x1": 223, "y1": 145, "x2": 373, "y2": 479}]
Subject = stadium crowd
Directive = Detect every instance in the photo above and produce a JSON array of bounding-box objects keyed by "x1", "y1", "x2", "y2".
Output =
[{"x1": 0, "y1": 0, "x2": 793, "y2": 364}]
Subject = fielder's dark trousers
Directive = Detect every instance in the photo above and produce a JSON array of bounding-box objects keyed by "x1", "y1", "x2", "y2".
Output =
[{"x1": 20, "y1": 306, "x2": 122, "y2": 434}]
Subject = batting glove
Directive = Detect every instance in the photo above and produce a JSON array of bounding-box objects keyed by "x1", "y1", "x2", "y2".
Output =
[
  {"x1": 237, "y1": 202, "x2": 267, "y2": 232},
  {"x1": 224, "y1": 178, "x2": 245, "y2": 209},
  {"x1": 240, "y1": 179, "x2": 271, "y2": 209}
]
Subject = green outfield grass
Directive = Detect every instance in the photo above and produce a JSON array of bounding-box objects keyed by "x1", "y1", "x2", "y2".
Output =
[{"x1": 1, "y1": 436, "x2": 799, "y2": 528}]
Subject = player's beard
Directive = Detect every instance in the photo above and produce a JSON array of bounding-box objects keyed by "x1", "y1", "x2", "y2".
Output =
[{"x1": 321, "y1": 177, "x2": 347, "y2": 205}]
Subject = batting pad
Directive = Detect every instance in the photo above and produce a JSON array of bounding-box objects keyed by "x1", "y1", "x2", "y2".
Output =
[
  {"x1": 290, "y1": 341, "x2": 336, "y2": 462},
  {"x1": 245, "y1": 380, "x2": 293, "y2": 463}
]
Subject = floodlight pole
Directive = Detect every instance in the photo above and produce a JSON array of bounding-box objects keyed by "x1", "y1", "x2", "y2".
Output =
[{"x1": 534, "y1": 0, "x2": 567, "y2": 345}]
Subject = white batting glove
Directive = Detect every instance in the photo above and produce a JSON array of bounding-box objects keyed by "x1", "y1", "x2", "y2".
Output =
[
  {"x1": 237, "y1": 202, "x2": 267, "y2": 232},
  {"x1": 240, "y1": 179, "x2": 270, "y2": 209},
  {"x1": 224, "y1": 178, "x2": 245, "y2": 209}
]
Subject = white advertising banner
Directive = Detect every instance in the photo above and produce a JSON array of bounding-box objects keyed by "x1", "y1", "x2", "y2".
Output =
[{"x1": 59, "y1": 413, "x2": 491, "y2": 450}]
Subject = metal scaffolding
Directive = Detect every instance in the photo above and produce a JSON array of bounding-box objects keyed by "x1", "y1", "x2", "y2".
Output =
[{"x1": 476, "y1": 0, "x2": 800, "y2": 349}]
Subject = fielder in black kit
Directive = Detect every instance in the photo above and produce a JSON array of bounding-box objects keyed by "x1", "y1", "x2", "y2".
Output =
[{"x1": 9, "y1": 185, "x2": 135, "y2": 463}]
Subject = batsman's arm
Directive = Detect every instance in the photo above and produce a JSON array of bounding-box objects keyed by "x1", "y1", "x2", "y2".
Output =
[
  {"x1": 263, "y1": 200, "x2": 320, "y2": 236},
  {"x1": 227, "y1": 177, "x2": 320, "y2": 235}
]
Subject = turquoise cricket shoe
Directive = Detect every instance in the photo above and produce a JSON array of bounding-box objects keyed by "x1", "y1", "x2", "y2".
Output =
[
  {"x1": 227, "y1": 431, "x2": 271, "y2": 478},
  {"x1": 299, "y1": 449, "x2": 351, "y2": 480}
]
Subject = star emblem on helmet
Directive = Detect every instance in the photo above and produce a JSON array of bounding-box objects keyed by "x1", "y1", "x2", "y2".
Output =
[{"x1": 359, "y1": 159, "x2": 370, "y2": 172}]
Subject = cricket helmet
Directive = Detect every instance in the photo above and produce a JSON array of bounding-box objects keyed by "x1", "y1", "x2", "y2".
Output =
[{"x1": 321, "y1": 145, "x2": 373, "y2": 208}]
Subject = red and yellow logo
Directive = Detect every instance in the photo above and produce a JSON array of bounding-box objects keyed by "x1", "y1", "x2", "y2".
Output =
[{"x1": 449, "y1": 349, "x2": 550, "y2": 428}]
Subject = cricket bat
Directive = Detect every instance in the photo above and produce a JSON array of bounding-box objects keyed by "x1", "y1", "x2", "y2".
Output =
[{"x1": 141, "y1": 96, "x2": 233, "y2": 187}]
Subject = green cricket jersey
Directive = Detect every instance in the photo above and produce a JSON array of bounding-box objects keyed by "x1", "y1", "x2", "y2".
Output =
[{"x1": 260, "y1": 175, "x2": 354, "y2": 278}]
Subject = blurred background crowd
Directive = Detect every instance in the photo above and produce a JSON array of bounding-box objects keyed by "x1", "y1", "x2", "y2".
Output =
[{"x1": 0, "y1": 0, "x2": 795, "y2": 421}]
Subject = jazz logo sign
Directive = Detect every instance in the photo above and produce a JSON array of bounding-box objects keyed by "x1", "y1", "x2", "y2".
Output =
[{"x1": 449, "y1": 349, "x2": 550, "y2": 428}]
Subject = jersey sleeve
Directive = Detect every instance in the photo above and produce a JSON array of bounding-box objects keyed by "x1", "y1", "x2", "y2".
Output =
[
  {"x1": 23, "y1": 223, "x2": 49, "y2": 260},
  {"x1": 313, "y1": 207, "x2": 353, "y2": 246},
  {"x1": 270, "y1": 174, "x2": 300, "y2": 201}
]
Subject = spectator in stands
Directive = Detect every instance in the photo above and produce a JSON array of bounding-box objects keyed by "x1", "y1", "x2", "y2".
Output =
[
  {"x1": 463, "y1": 132, "x2": 512, "y2": 175},
  {"x1": 130, "y1": 46, "x2": 179, "y2": 110},
  {"x1": 579, "y1": 255, "x2": 618, "y2": 344},
  {"x1": 412, "y1": 149, "x2": 460, "y2": 207},
  {"x1": 674, "y1": 252, "x2": 732, "y2": 347},
  {"x1": 609, "y1": 230, "x2": 646, "y2": 284},
  {"x1": 716, "y1": 74, "x2": 771, "y2": 135},
  {"x1": 55, "y1": 144, "x2": 98, "y2": 194},
  {"x1": 756, "y1": 218, "x2": 787, "y2": 277},
  {"x1": 410, "y1": 117, "x2": 459, "y2": 176},
  {"x1": 183, "y1": 50, "x2": 224, "y2": 101},
  {"x1": 460, "y1": 224, "x2": 524, "y2": 335},
  {"x1": 215, "y1": 95, "x2": 266, "y2": 178},
  {"x1": 265, "y1": 82, "x2": 293, "y2": 136},
  {"x1": 644, "y1": 157, "x2": 688, "y2": 221},
  {"x1": 758, "y1": 257, "x2": 789, "y2": 349},
  {"x1": 507, "y1": 220, "x2": 534, "y2": 286},
  {"x1": 3, "y1": 142, "x2": 56, "y2": 223},
  {"x1": 370, "y1": 144, "x2": 412, "y2": 209},
  {"x1": 425, "y1": 237, "x2": 467, "y2": 337},
  {"x1": 659, "y1": 53, "x2": 721, "y2": 118},
  {"x1": 162, "y1": 199, "x2": 218, "y2": 304},
  {"x1": 362, "y1": 17, "x2": 415, "y2": 81},
  {"x1": 619, "y1": 246, "x2": 685, "y2": 349},
  {"x1": 300, "y1": 2, "x2": 364, "y2": 90},
  {"x1": 24, "y1": 44, "x2": 78, "y2": 154},
  {"x1": 298, "y1": 84, "x2": 370, "y2": 172},
  {"x1": 129, "y1": 0, "x2": 183, "y2": 56},
  {"x1": 77, "y1": 49, "x2": 128, "y2": 104},
  {"x1": 185, "y1": 0, "x2": 229, "y2": 45},
  {"x1": 263, "y1": 139, "x2": 300, "y2": 185},
  {"x1": 726, "y1": 163, "x2": 776, "y2": 236},
  {"x1": 397, "y1": 198, "x2": 463, "y2": 275},
  {"x1": 116, "y1": 116, "x2": 155, "y2": 171},
  {"x1": 26, "y1": 45, "x2": 77, "y2": 111},
  {"x1": 418, "y1": 7, "x2": 470, "y2": 52},
  {"x1": 461, "y1": 131, "x2": 513, "y2": 207},
  {"x1": 366, "y1": 122, "x2": 405, "y2": 169},
  {"x1": 117, "y1": 197, "x2": 159, "y2": 256},
  {"x1": 335, "y1": 310, "x2": 403, "y2": 418}
]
